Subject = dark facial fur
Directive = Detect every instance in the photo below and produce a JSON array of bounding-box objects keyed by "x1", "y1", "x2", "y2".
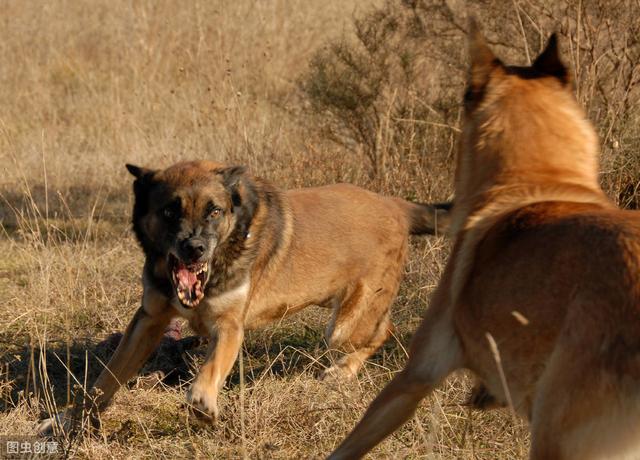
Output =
[{"x1": 126, "y1": 162, "x2": 259, "y2": 309}]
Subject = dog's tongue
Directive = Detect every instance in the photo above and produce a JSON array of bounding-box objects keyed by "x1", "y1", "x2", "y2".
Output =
[
  {"x1": 176, "y1": 265, "x2": 197, "y2": 290},
  {"x1": 171, "y1": 260, "x2": 206, "y2": 307}
]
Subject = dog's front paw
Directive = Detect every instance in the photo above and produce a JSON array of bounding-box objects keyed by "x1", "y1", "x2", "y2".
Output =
[
  {"x1": 37, "y1": 412, "x2": 66, "y2": 437},
  {"x1": 186, "y1": 381, "x2": 219, "y2": 422},
  {"x1": 37, "y1": 406, "x2": 101, "y2": 438},
  {"x1": 320, "y1": 364, "x2": 357, "y2": 383},
  {"x1": 467, "y1": 383, "x2": 504, "y2": 410}
]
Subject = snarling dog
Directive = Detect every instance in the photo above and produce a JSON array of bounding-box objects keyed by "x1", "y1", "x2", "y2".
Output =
[
  {"x1": 329, "y1": 23, "x2": 640, "y2": 460},
  {"x1": 38, "y1": 160, "x2": 450, "y2": 435}
]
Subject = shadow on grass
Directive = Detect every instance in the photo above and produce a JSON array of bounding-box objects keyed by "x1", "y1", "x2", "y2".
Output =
[
  {"x1": 0, "y1": 330, "x2": 204, "y2": 416},
  {"x1": 0, "y1": 316, "x2": 400, "y2": 416}
]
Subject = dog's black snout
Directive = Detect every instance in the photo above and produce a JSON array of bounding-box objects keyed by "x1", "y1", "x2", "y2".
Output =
[{"x1": 180, "y1": 239, "x2": 206, "y2": 261}]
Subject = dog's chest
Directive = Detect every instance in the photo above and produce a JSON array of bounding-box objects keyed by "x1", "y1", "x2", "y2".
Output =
[{"x1": 171, "y1": 279, "x2": 251, "y2": 335}]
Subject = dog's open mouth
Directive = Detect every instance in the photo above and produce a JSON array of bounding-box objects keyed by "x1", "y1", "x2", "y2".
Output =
[{"x1": 168, "y1": 254, "x2": 209, "y2": 308}]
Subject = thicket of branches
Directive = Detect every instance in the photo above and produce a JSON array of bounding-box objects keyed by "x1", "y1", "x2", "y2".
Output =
[{"x1": 301, "y1": 0, "x2": 640, "y2": 206}]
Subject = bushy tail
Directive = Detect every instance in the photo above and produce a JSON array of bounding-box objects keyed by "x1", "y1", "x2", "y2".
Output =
[{"x1": 398, "y1": 200, "x2": 452, "y2": 236}]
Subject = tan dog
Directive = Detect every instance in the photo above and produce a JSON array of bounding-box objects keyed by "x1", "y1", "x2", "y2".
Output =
[
  {"x1": 38, "y1": 160, "x2": 449, "y2": 434},
  {"x1": 329, "y1": 23, "x2": 640, "y2": 460}
]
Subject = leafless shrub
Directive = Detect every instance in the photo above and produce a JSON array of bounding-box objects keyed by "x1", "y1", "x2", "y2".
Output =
[
  {"x1": 301, "y1": 0, "x2": 640, "y2": 206},
  {"x1": 300, "y1": 1, "x2": 463, "y2": 198}
]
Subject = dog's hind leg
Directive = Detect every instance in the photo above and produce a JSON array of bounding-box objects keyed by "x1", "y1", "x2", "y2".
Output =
[
  {"x1": 327, "y1": 274, "x2": 463, "y2": 459},
  {"x1": 322, "y1": 282, "x2": 396, "y2": 380},
  {"x1": 323, "y1": 241, "x2": 409, "y2": 382}
]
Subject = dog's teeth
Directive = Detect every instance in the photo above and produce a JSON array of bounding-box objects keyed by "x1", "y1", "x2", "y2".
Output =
[
  {"x1": 196, "y1": 280, "x2": 201, "y2": 289},
  {"x1": 203, "y1": 265, "x2": 208, "y2": 272}
]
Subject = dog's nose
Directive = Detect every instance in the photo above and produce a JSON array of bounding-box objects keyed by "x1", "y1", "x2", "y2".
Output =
[{"x1": 180, "y1": 239, "x2": 206, "y2": 261}]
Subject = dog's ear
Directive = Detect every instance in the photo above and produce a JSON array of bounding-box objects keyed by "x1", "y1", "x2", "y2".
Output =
[
  {"x1": 125, "y1": 164, "x2": 156, "y2": 253},
  {"x1": 216, "y1": 165, "x2": 248, "y2": 210},
  {"x1": 218, "y1": 165, "x2": 247, "y2": 190},
  {"x1": 126, "y1": 164, "x2": 155, "y2": 180},
  {"x1": 533, "y1": 34, "x2": 570, "y2": 85},
  {"x1": 125, "y1": 164, "x2": 156, "y2": 200},
  {"x1": 218, "y1": 165, "x2": 257, "y2": 235},
  {"x1": 468, "y1": 18, "x2": 503, "y2": 90}
]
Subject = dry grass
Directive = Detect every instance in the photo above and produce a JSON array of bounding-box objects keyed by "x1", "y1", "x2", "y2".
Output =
[{"x1": 1, "y1": 0, "x2": 637, "y2": 458}]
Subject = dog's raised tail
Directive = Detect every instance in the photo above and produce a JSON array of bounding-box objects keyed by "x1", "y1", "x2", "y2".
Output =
[{"x1": 399, "y1": 200, "x2": 452, "y2": 236}]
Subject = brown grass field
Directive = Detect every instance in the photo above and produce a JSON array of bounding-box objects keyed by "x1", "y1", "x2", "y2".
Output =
[{"x1": 0, "y1": 1, "x2": 638, "y2": 458}]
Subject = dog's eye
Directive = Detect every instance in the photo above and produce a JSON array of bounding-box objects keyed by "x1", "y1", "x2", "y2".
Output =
[
  {"x1": 163, "y1": 207, "x2": 177, "y2": 221},
  {"x1": 210, "y1": 207, "x2": 223, "y2": 218},
  {"x1": 161, "y1": 199, "x2": 181, "y2": 221}
]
